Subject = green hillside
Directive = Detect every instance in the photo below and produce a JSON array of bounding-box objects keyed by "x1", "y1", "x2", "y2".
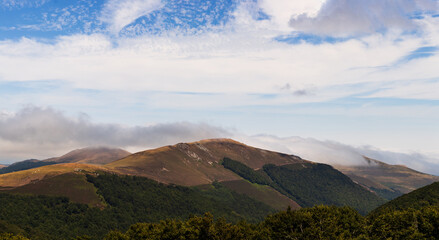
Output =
[
  {"x1": 0, "y1": 173, "x2": 275, "y2": 240},
  {"x1": 222, "y1": 158, "x2": 385, "y2": 214},
  {"x1": 372, "y1": 181, "x2": 439, "y2": 215}
]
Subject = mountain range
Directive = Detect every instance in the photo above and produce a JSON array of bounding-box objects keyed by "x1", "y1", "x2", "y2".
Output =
[
  {"x1": 1, "y1": 138, "x2": 437, "y2": 213},
  {"x1": 1, "y1": 138, "x2": 439, "y2": 239}
]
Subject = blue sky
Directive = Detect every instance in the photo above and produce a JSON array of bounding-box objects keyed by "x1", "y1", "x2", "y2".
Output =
[{"x1": 0, "y1": 0, "x2": 439, "y2": 174}]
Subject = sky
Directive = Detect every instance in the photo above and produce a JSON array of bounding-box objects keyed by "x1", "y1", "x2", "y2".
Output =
[{"x1": 0, "y1": 0, "x2": 438, "y2": 174}]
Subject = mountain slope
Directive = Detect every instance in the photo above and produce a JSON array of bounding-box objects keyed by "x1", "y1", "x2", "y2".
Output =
[
  {"x1": 0, "y1": 165, "x2": 6, "y2": 169},
  {"x1": 0, "y1": 173, "x2": 277, "y2": 240},
  {"x1": 372, "y1": 181, "x2": 439, "y2": 214},
  {"x1": 106, "y1": 139, "x2": 304, "y2": 186},
  {"x1": 334, "y1": 157, "x2": 439, "y2": 200},
  {"x1": 45, "y1": 147, "x2": 131, "y2": 165},
  {"x1": 6, "y1": 173, "x2": 104, "y2": 207},
  {"x1": 0, "y1": 163, "x2": 112, "y2": 188}
]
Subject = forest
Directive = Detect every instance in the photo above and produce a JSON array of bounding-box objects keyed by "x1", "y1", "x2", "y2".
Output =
[
  {"x1": 0, "y1": 171, "x2": 438, "y2": 239},
  {"x1": 2, "y1": 205, "x2": 439, "y2": 239}
]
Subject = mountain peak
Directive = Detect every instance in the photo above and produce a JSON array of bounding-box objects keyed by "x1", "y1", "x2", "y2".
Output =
[{"x1": 46, "y1": 147, "x2": 131, "y2": 165}]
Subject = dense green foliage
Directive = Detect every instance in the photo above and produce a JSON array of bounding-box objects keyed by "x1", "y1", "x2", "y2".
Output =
[
  {"x1": 372, "y1": 182, "x2": 439, "y2": 215},
  {"x1": 221, "y1": 158, "x2": 385, "y2": 214},
  {"x1": 0, "y1": 160, "x2": 56, "y2": 175},
  {"x1": 0, "y1": 173, "x2": 275, "y2": 240},
  {"x1": 221, "y1": 158, "x2": 271, "y2": 185},
  {"x1": 263, "y1": 163, "x2": 385, "y2": 214},
  {"x1": 2, "y1": 184, "x2": 439, "y2": 239},
  {"x1": 103, "y1": 205, "x2": 439, "y2": 240}
]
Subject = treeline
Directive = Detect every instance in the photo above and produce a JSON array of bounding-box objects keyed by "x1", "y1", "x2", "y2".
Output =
[
  {"x1": 222, "y1": 158, "x2": 384, "y2": 214},
  {"x1": 2, "y1": 203, "x2": 439, "y2": 239},
  {"x1": 101, "y1": 205, "x2": 439, "y2": 240}
]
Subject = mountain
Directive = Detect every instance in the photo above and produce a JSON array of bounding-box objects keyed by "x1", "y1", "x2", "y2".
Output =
[
  {"x1": 44, "y1": 147, "x2": 131, "y2": 165},
  {"x1": 0, "y1": 147, "x2": 130, "y2": 175},
  {"x1": 334, "y1": 157, "x2": 439, "y2": 200},
  {"x1": 0, "y1": 164, "x2": 6, "y2": 169},
  {"x1": 0, "y1": 139, "x2": 385, "y2": 214},
  {"x1": 105, "y1": 138, "x2": 304, "y2": 186}
]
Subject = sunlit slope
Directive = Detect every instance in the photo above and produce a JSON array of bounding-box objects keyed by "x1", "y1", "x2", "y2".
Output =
[
  {"x1": 0, "y1": 164, "x2": 6, "y2": 169},
  {"x1": 105, "y1": 138, "x2": 305, "y2": 186},
  {"x1": 45, "y1": 147, "x2": 131, "y2": 165},
  {"x1": 334, "y1": 157, "x2": 439, "y2": 200},
  {"x1": 0, "y1": 147, "x2": 130, "y2": 175},
  {"x1": 0, "y1": 163, "x2": 112, "y2": 188}
]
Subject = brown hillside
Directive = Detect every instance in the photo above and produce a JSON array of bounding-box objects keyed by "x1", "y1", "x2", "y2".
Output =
[
  {"x1": 0, "y1": 163, "x2": 113, "y2": 188},
  {"x1": 45, "y1": 147, "x2": 131, "y2": 165},
  {"x1": 0, "y1": 164, "x2": 6, "y2": 169},
  {"x1": 106, "y1": 138, "x2": 305, "y2": 186},
  {"x1": 334, "y1": 157, "x2": 439, "y2": 194},
  {"x1": 5, "y1": 173, "x2": 105, "y2": 207}
]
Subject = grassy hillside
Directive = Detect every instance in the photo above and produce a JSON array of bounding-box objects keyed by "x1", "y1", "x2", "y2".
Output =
[
  {"x1": 0, "y1": 173, "x2": 276, "y2": 240},
  {"x1": 334, "y1": 157, "x2": 439, "y2": 200},
  {"x1": 6, "y1": 173, "x2": 104, "y2": 207},
  {"x1": 0, "y1": 163, "x2": 110, "y2": 188},
  {"x1": 106, "y1": 139, "x2": 304, "y2": 186}
]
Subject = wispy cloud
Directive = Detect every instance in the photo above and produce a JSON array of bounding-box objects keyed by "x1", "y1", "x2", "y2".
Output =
[
  {"x1": 100, "y1": 0, "x2": 164, "y2": 34},
  {"x1": 0, "y1": 0, "x2": 49, "y2": 9}
]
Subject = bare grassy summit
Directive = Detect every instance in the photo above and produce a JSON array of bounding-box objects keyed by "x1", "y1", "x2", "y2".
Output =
[
  {"x1": 105, "y1": 138, "x2": 305, "y2": 186},
  {"x1": 45, "y1": 147, "x2": 131, "y2": 165}
]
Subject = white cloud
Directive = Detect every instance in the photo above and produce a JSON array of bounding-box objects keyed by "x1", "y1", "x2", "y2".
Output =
[
  {"x1": 289, "y1": 0, "x2": 439, "y2": 36},
  {"x1": 258, "y1": 0, "x2": 325, "y2": 30},
  {"x1": 100, "y1": 0, "x2": 164, "y2": 34}
]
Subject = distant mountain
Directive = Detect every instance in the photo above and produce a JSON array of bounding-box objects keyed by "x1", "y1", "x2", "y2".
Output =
[
  {"x1": 44, "y1": 147, "x2": 131, "y2": 165},
  {"x1": 0, "y1": 159, "x2": 57, "y2": 175},
  {"x1": 0, "y1": 147, "x2": 130, "y2": 175},
  {"x1": 334, "y1": 157, "x2": 439, "y2": 200},
  {"x1": 0, "y1": 164, "x2": 6, "y2": 169}
]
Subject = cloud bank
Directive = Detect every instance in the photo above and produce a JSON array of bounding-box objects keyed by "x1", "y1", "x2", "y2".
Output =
[
  {"x1": 1, "y1": 106, "x2": 438, "y2": 175},
  {"x1": 0, "y1": 106, "x2": 229, "y2": 161},
  {"x1": 289, "y1": 0, "x2": 438, "y2": 36}
]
